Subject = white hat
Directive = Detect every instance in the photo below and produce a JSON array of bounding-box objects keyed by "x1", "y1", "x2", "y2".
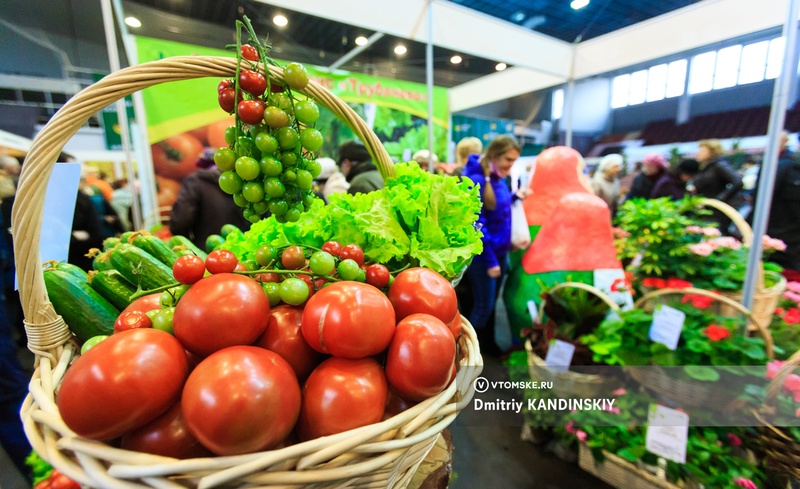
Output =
[
  {"x1": 316, "y1": 157, "x2": 337, "y2": 180},
  {"x1": 599, "y1": 153, "x2": 623, "y2": 172}
]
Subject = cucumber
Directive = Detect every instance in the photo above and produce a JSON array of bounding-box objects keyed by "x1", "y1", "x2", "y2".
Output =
[
  {"x1": 89, "y1": 269, "x2": 137, "y2": 310},
  {"x1": 102, "y1": 237, "x2": 121, "y2": 251},
  {"x1": 168, "y1": 235, "x2": 207, "y2": 260},
  {"x1": 43, "y1": 269, "x2": 118, "y2": 343},
  {"x1": 50, "y1": 261, "x2": 88, "y2": 281},
  {"x1": 131, "y1": 234, "x2": 179, "y2": 267},
  {"x1": 93, "y1": 249, "x2": 115, "y2": 272},
  {"x1": 120, "y1": 231, "x2": 137, "y2": 243},
  {"x1": 109, "y1": 244, "x2": 175, "y2": 290}
]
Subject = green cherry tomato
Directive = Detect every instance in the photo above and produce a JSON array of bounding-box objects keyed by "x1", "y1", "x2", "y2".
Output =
[
  {"x1": 269, "y1": 199, "x2": 289, "y2": 216},
  {"x1": 295, "y1": 170, "x2": 313, "y2": 191},
  {"x1": 145, "y1": 309, "x2": 161, "y2": 322},
  {"x1": 304, "y1": 159, "x2": 322, "y2": 179},
  {"x1": 256, "y1": 244, "x2": 278, "y2": 266},
  {"x1": 284, "y1": 207, "x2": 301, "y2": 222},
  {"x1": 205, "y1": 234, "x2": 226, "y2": 253},
  {"x1": 253, "y1": 200, "x2": 270, "y2": 215},
  {"x1": 280, "y1": 152, "x2": 298, "y2": 168},
  {"x1": 299, "y1": 128, "x2": 323, "y2": 153},
  {"x1": 219, "y1": 171, "x2": 243, "y2": 195},
  {"x1": 356, "y1": 268, "x2": 367, "y2": 283},
  {"x1": 81, "y1": 335, "x2": 109, "y2": 355},
  {"x1": 308, "y1": 251, "x2": 336, "y2": 276},
  {"x1": 247, "y1": 213, "x2": 261, "y2": 224},
  {"x1": 302, "y1": 192, "x2": 316, "y2": 208},
  {"x1": 235, "y1": 136, "x2": 257, "y2": 157},
  {"x1": 260, "y1": 156, "x2": 283, "y2": 177},
  {"x1": 294, "y1": 100, "x2": 320, "y2": 125},
  {"x1": 282, "y1": 169, "x2": 297, "y2": 182},
  {"x1": 214, "y1": 148, "x2": 237, "y2": 171},
  {"x1": 152, "y1": 307, "x2": 176, "y2": 335},
  {"x1": 337, "y1": 259, "x2": 360, "y2": 281},
  {"x1": 249, "y1": 123, "x2": 269, "y2": 138},
  {"x1": 235, "y1": 156, "x2": 261, "y2": 180},
  {"x1": 284, "y1": 62, "x2": 309, "y2": 90},
  {"x1": 242, "y1": 181, "x2": 265, "y2": 202},
  {"x1": 262, "y1": 281, "x2": 281, "y2": 307},
  {"x1": 275, "y1": 127, "x2": 300, "y2": 149},
  {"x1": 279, "y1": 277, "x2": 310, "y2": 305},
  {"x1": 270, "y1": 92, "x2": 292, "y2": 111},
  {"x1": 224, "y1": 126, "x2": 237, "y2": 145},
  {"x1": 264, "y1": 178, "x2": 286, "y2": 198},
  {"x1": 255, "y1": 132, "x2": 279, "y2": 154},
  {"x1": 263, "y1": 106, "x2": 290, "y2": 128},
  {"x1": 233, "y1": 192, "x2": 249, "y2": 207},
  {"x1": 220, "y1": 223, "x2": 241, "y2": 238}
]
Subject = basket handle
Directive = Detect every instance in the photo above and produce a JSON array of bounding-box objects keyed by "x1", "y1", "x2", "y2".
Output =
[
  {"x1": 696, "y1": 198, "x2": 753, "y2": 246},
  {"x1": 765, "y1": 349, "x2": 800, "y2": 409},
  {"x1": 537, "y1": 281, "x2": 621, "y2": 326},
  {"x1": 633, "y1": 287, "x2": 774, "y2": 360},
  {"x1": 12, "y1": 56, "x2": 395, "y2": 353}
]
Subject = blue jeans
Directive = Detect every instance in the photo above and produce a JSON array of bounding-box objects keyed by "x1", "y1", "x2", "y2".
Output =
[{"x1": 465, "y1": 258, "x2": 507, "y2": 331}]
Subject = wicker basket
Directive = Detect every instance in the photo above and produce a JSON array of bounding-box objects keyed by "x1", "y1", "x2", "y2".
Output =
[
  {"x1": 526, "y1": 282, "x2": 622, "y2": 399},
  {"x1": 627, "y1": 287, "x2": 774, "y2": 409},
  {"x1": 12, "y1": 56, "x2": 482, "y2": 488},
  {"x1": 754, "y1": 349, "x2": 800, "y2": 481},
  {"x1": 578, "y1": 443, "x2": 680, "y2": 489}
]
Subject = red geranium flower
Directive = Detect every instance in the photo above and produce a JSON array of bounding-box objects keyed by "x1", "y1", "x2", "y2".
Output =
[
  {"x1": 703, "y1": 324, "x2": 731, "y2": 341},
  {"x1": 666, "y1": 278, "x2": 694, "y2": 289},
  {"x1": 682, "y1": 294, "x2": 714, "y2": 309},
  {"x1": 610, "y1": 277, "x2": 632, "y2": 292},
  {"x1": 641, "y1": 277, "x2": 666, "y2": 289},
  {"x1": 726, "y1": 433, "x2": 742, "y2": 447},
  {"x1": 785, "y1": 308, "x2": 800, "y2": 325}
]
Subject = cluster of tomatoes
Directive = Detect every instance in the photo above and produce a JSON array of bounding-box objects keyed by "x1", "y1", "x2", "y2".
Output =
[
  {"x1": 215, "y1": 42, "x2": 324, "y2": 224},
  {"x1": 56, "y1": 242, "x2": 462, "y2": 458}
]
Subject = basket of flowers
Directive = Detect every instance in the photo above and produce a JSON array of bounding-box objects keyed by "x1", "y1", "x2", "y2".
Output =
[{"x1": 13, "y1": 18, "x2": 482, "y2": 488}]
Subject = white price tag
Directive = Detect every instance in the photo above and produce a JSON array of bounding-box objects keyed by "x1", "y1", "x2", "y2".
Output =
[
  {"x1": 527, "y1": 300, "x2": 538, "y2": 324},
  {"x1": 593, "y1": 268, "x2": 633, "y2": 311},
  {"x1": 646, "y1": 404, "x2": 689, "y2": 464},
  {"x1": 544, "y1": 339, "x2": 575, "y2": 373},
  {"x1": 649, "y1": 304, "x2": 685, "y2": 351}
]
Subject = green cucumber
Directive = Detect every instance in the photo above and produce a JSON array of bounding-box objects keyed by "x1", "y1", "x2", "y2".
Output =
[
  {"x1": 109, "y1": 244, "x2": 175, "y2": 290},
  {"x1": 92, "y1": 249, "x2": 115, "y2": 272},
  {"x1": 102, "y1": 237, "x2": 121, "y2": 251},
  {"x1": 89, "y1": 269, "x2": 136, "y2": 310},
  {"x1": 51, "y1": 261, "x2": 88, "y2": 281},
  {"x1": 132, "y1": 234, "x2": 179, "y2": 267},
  {"x1": 43, "y1": 269, "x2": 118, "y2": 343},
  {"x1": 168, "y1": 235, "x2": 207, "y2": 260},
  {"x1": 120, "y1": 231, "x2": 137, "y2": 243}
]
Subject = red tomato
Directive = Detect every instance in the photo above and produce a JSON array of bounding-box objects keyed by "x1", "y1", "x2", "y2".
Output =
[
  {"x1": 281, "y1": 245, "x2": 306, "y2": 270},
  {"x1": 44, "y1": 471, "x2": 80, "y2": 489},
  {"x1": 253, "y1": 305, "x2": 323, "y2": 380},
  {"x1": 173, "y1": 254, "x2": 205, "y2": 284},
  {"x1": 238, "y1": 69, "x2": 267, "y2": 97},
  {"x1": 174, "y1": 273, "x2": 270, "y2": 357},
  {"x1": 297, "y1": 357, "x2": 387, "y2": 441},
  {"x1": 256, "y1": 272, "x2": 282, "y2": 283},
  {"x1": 384, "y1": 388, "x2": 418, "y2": 420},
  {"x1": 385, "y1": 314, "x2": 456, "y2": 401},
  {"x1": 205, "y1": 249, "x2": 238, "y2": 274},
  {"x1": 339, "y1": 244, "x2": 364, "y2": 266},
  {"x1": 301, "y1": 282, "x2": 395, "y2": 358},
  {"x1": 121, "y1": 401, "x2": 213, "y2": 459},
  {"x1": 57, "y1": 329, "x2": 189, "y2": 440},
  {"x1": 218, "y1": 87, "x2": 237, "y2": 113},
  {"x1": 114, "y1": 310, "x2": 152, "y2": 333},
  {"x1": 388, "y1": 268, "x2": 458, "y2": 325},
  {"x1": 182, "y1": 346, "x2": 301, "y2": 455},
  {"x1": 365, "y1": 264, "x2": 391, "y2": 289},
  {"x1": 240, "y1": 44, "x2": 259, "y2": 61},
  {"x1": 217, "y1": 79, "x2": 233, "y2": 93},
  {"x1": 121, "y1": 293, "x2": 162, "y2": 316},
  {"x1": 237, "y1": 98, "x2": 266, "y2": 125},
  {"x1": 321, "y1": 241, "x2": 342, "y2": 257},
  {"x1": 151, "y1": 133, "x2": 204, "y2": 181},
  {"x1": 448, "y1": 312, "x2": 463, "y2": 339}
]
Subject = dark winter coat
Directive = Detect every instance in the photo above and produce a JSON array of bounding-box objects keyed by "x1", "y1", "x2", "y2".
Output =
[
  {"x1": 626, "y1": 171, "x2": 662, "y2": 201},
  {"x1": 346, "y1": 160, "x2": 384, "y2": 195},
  {"x1": 692, "y1": 157, "x2": 743, "y2": 204},
  {"x1": 463, "y1": 154, "x2": 512, "y2": 269},
  {"x1": 754, "y1": 150, "x2": 800, "y2": 270},
  {"x1": 651, "y1": 172, "x2": 689, "y2": 200}
]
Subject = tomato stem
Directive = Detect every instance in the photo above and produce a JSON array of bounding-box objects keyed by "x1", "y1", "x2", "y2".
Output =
[{"x1": 129, "y1": 282, "x2": 181, "y2": 302}]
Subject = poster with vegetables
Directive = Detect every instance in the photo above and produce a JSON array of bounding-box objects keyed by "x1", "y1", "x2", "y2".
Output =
[{"x1": 134, "y1": 36, "x2": 448, "y2": 214}]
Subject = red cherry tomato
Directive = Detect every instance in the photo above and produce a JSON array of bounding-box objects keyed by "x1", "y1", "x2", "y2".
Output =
[
  {"x1": 384, "y1": 388, "x2": 419, "y2": 420},
  {"x1": 297, "y1": 357, "x2": 387, "y2": 441},
  {"x1": 182, "y1": 346, "x2": 301, "y2": 455},
  {"x1": 448, "y1": 312, "x2": 463, "y2": 339},
  {"x1": 57, "y1": 328, "x2": 189, "y2": 440},
  {"x1": 365, "y1": 264, "x2": 391, "y2": 289},
  {"x1": 114, "y1": 310, "x2": 152, "y2": 333},
  {"x1": 339, "y1": 244, "x2": 364, "y2": 266},
  {"x1": 217, "y1": 79, "x2": 233, "y2": 93},
  {"x1": 218, "y1": 87, "x2": 237, "y2": 113},
  {"x1": 240, "y1": 44, "x2": 259, "y2": 61},
  {"x1": 121, "y1": 293, "x2": 162, "y2": 316},
  {"x1": 174, "y1": 273, "x2": 270, "y2": 357},
  {"x1": 256, "y1": 272, "x2": 282, "y2": 283},
  {"x1": 173, "y1": 254, "x2": 206, "y2": 284},
  {"x1": 121, "y1": 401, "x2": 213, "y2": 459},
  {"x1": 301, "y1": 282, "x2": 395, "y2": 358},
  {"x1": 237, "y1": 98, "x2": 266, "y2": 125},
  {"x1": 205, "y1": 249, "x2": 238, "y2": 274},
  {"x1": 321, "y1": 241, "x2": 342, "y2": 257},
  {"x1": 313, "y1": 277, "x2": 329, "y2": 290},
  {"x1": 253, "y1": 305, "x2": 323, "y2": 380},
  {"x1": 44, "y1": 471, "x2": 80, "y2": 489},
  {"x1": 281, "y1": 245, "x2": 306, "y2": 270},
  {"x1": 238, "y1": 69, "x2": 267, "y2": 97},
  {"x1": 388, "y1": 267, "x2": 458, "y2": 325},
  {"x1": 298, "y1": 274, "x2": 315, "y2": 298},
  {"x1": 234, "y1": 262, "x2": 247, "y2": 272},
  {"x1": 385, "y1": 314, "x2": 456, "y2": 401}
]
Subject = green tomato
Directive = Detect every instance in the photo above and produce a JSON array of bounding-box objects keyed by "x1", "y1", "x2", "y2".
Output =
[
  {"x1": 219, "y1": 171, "x2": 243, "y2": 195},
  {"x1": 152, "y1": 307, "x2": 176, "y2": 335},
  {"x1": 355, "y1": 268, "x2": 367, "y2": 283},
  {"x1": 280, "y1": 152, "x2": 298, "y2": 167},
  {"x1": 206, "y1": 234, "x2": 226, "y2": 253},
  {"x1": 255, "y1": 132, "x2": 279, "y2": 154},
  {"x1": 145, "y1": 309, "x2": 161, "y2": 321},
  {"x1": 275, "y1": 127, "x2": 300, "y2": 150},
  {"x1": 299, "y1": 128, "x2": 323, "y2": 153},
  {"x1": 294, "y1": 100, "x2": 319, "y2": 125},
  {"x1": 302, "y1": 192, "x2": 316, "y2": 208},
  {"x1": 285, "y1": 207, "x2": 301, "y2": 222},
  {"x1": 304, "y1": 159, "x2": 322, "y2": 179},
  {"x1": 262, "y1": 281, "x2": 281, "y2": 307},
  {"x1": 263, "y1": 106, "x2": 290, "y2": 128},
  {"x1": 337, "y1": 259, "x2": 360, "y2": 281},
  {"x1": 295, "y1": 169, "x2": 313, "y2": 191},
  {"x1": 232, "y1": 192, "x2": 249, "y2": 208},
  {"x1": 214, "y1": 147, "x2": 237, "y2": 171},
  {"x1": 253, "y1": 200, "x2": 270, "y2": 215},
  {"x1": 235, "y1": 156, "x2": 261, "y2": 180},
  {"x1": 221, "y1": 223, "x2": 241, "y2": 238},
  {"x1": 270, "y1": 92, "x2": 292, "y2": 111},
  {"x1": 279, "y1": 277, "x2": 309, "y2": 305},
  {"x1": 260, "y1": 156, "x2": 283, "y2": 177},
  {"x1": 284, "y1": 62, "x2": 309, "y2": 90},
  {"x1": 247, "y1": 213, "x2": 261, "y2": 224},
  {"x1": 269, "y1": 199, "x2": 289, "y2": 216},
  {"x1": 308, "y1": 251, "x2": 336, "y2": 276},
  {"x1": 256, "y1": 244, "x2": 278, "y2": 266},
  {"x1": 235, "y1": 136, "x2": 257, "y2": 157},
  {"x1": 80, "y1": 335, "x2": 109, "y2": 355},
  {"x1": 224, "y1": 126, "x2": 237, "y2": 145},
  {"x1": 242, "y1": 181, "x2": 265, "y2": 202},
  {"x1": 264, "y1": 178, "x2": 286, "y2": 198},
  {"x1": 282, "y1": 169, "x2": 297, "y2": 182},
  {"x1": 249, "y1": 123, "x2": 269, "y2": 138}
]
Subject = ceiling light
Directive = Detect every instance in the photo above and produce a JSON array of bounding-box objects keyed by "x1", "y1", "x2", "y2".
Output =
[
  {"x1": 570, "y1": 0, "x2": 589, "y2": 10},
  {"x1": 450, "y1": 55, "x2": 462, "y2": 64},
  {"x1": 124, "y1": 16, "x2": 141, "y2": 28},
  {"x1": 496, "y1": 62, "x2": 507, "y2": 71},
  {"x1": 273, "y1": 14, "x2": 288, "y2": 27},
  {"x1": 355, "y1": 36, "x2": 368, "y2": 46},
  {"x1": 511, "y1": 11, "x2": 526, "y2": 22},
  {"x1": 394, "y1": 44, "x2": 407, "y2": 55}
]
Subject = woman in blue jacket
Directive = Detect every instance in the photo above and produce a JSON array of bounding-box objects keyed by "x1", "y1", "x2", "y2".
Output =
[{"x1": 462, "y1": 135, "x2": 529, "y2": 355}]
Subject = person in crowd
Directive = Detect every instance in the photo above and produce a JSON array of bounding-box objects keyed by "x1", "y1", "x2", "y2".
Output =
[
  {"x1": 335, "y1": 141, "x2": 383, "y2": 195},
  {"x1": 651, "y1": 158, "x2": 700, "y2": 200},
  {"x1": 84, "y1": 166, "x2": 114, "y2": 202},
  {"x1": 591, "y1": 153, "x2": 623, "y2": 217},
  {"x1": 110, "y1": 178, "x2": 134, "y2": 232},
  {"x1": 412, "y1": 149, "x2": 439, "y2": 172},
  {"x1": 82, "y1": 170, "x2": 123, "y2": 239},
  {"x1": 0, "y1": 155, "x2": 20, "y2": 203},
  {"x1": 169, "y1": 165, "x2": 252, "y2": 249},
  {"x1": 693, "y1": 139, "x2": 743, "y2": 230},
  {"x1": 451, "y1": 137, "x2": 483, "y2": 178},
  {"x1": 626, "y1": 153, "x2": 668, "y2": 200},
  {"x1": 462, "y1": 135, "x2": 531, "y2": 356},
  {"x1": 619, "y1": 161, "x2": 641, "y2": 199},
  {"x1": 70, "y1": 173, "x2": 107, "y2": 271},
  {"x1": 313, "y1": 157, "x2": 346, "y2": 203}
]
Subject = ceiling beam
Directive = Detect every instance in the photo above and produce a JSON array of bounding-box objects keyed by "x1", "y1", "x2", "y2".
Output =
[
  {"x1": 329, "y1": 32, "x2": 384, "y2": 70},
  {"x1": 449, "y1": 67, "x2": 566, "y2": 113},
  {"x1": 254, "y1": 0, "x2": 573, "y2": 77}
]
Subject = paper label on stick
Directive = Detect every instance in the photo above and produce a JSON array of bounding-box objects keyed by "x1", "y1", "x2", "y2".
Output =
[
  {"x1": 593, "y1": 268, "x2": 633, "y2": 311},
  {"x1": 527, "y1": 300, "x2": 538, "y2": 324},
  {"x1": 649, "y1": 304, "x2": 685, "y2": 350},
  {"x1": 544, "y1": 339, "x2": 575, "y2": 373},
  {"x1": 646, "y1": 404, "x2": 689, "y2": 464}
]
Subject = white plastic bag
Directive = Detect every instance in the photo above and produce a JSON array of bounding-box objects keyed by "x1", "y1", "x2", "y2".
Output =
[{"x1": 511, "y1": 200, "x2": 530, "y2": 250}]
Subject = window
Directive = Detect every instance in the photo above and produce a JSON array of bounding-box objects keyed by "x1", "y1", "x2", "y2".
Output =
[
  {"x1": 689, "y1": 51, "x2": 716, "y2": 94},
  {"x1": 666, "y1": 59, "x2": 687, "y2": 97},
  {"x1": 766, "y1": 37, "x2": 786, "y2": 79},
  {"x1": 552, "y1": 88, "x2": 564, "y2": 120},
  {"x1": 629, "y1": 70, "x2": 648, "y2": 105},
  {"x1": 611, "y1": 74, "x2": 630, "y2": 108},
  {"x1": 646, "y1": 64, "x2": 667, "y2": 102},
  {"x1": 714, "y1": 45, "x2": 742, "y2": 89},
  {"x1": 738, "y1": 41, "x2": 769, "y2": 84}
]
